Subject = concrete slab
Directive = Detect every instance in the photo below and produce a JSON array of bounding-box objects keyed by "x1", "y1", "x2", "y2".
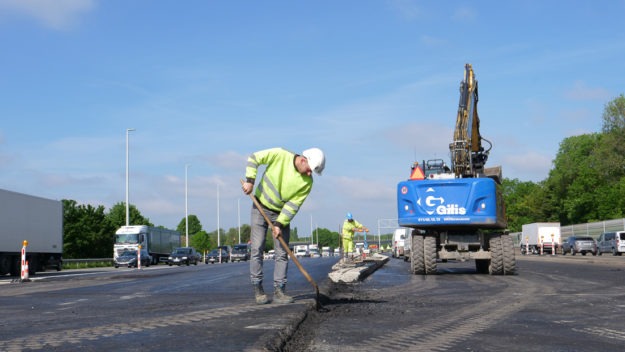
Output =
[{"x1": 327, "y1": 253, "x2": 389, "y2": 283}]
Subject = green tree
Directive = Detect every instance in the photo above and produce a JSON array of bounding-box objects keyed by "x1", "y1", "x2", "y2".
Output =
[
  {"x1": 596, "y1": 95, "x2": 625, "y2": 181},
  {"x1": 601, "y1": 94, "x2": 625, "y2": 133},
  {"x1": 239, "y1": 224, "x2": 251, "y2": 244},
  {"x1": 63, "y1": 199, "x2": 116, "y2": 258},
  {"x1": 502, "y1": 178, "x2": 554, "y2": 232},
  {"x1": 176, "y1": 214, "x2": 202, "y2": 237},
  {"x1": 207, "y1": 229, "x2": 228, "y2": 248},
  {"x1": 190, "y1": 230, "x2": 213, "y2": 255},
  {"x1": 106, "y1": 202, "x2": 153, "y2": 229},
  {"x1": 314, "y1": 227, "x2": 341, "y2": 248},
  {"x1": 544, "y1": 133, "x2": 602, "y2": 224},
  {"x1": 224, "y1": 227, "x2": 239, "y2": 245}
]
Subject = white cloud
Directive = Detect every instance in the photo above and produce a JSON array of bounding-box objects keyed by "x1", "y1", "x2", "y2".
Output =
[
  {"x1": 564, "y1": 81, "x2": 611, "y2": 102},
  {"x1": 0, "y1": 0, "x2": 95, "y2": 30}
]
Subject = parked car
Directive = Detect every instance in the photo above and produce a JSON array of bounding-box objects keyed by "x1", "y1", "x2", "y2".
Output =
[
  {"x1": 561, "y1": 236, "x2": 597, "y2": 256},
  {"x1": 231, "y1": 243, "x2": 250, "y2": 262},
  {"x1": 597, "y1": 231, "x2": 625, "y2": 256},
  {"x1": 167, "y1": 247, "x2": 201, "y2": 266},
  {"x1": 114, "y1": 249, "x2": 151, "y2": 268}
]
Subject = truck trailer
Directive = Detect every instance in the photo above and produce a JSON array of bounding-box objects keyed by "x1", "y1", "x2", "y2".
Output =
[
  {"x1": 114, "y1": 225, "x2": 181, "y2": 265},
  {"x1": 520, "y1": 222, "x2": 561, "y2": 255},
  {"x1": 0, "y1": 188, "x2": 63, "y2": 276}
]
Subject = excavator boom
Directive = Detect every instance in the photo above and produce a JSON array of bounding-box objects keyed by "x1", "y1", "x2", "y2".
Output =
[{"x1": 449, "y1": 64, "x2": 491, "y2": 178}]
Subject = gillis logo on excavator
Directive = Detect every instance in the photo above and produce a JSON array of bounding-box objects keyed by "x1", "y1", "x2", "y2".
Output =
[{"x1": 417, "y1": 187, "x2": 466, "y2": 215}]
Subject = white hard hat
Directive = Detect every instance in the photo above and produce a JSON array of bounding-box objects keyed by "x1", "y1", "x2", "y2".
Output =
[{"x1": 302, "y1": 148, "x2": 325, "y2": 175}]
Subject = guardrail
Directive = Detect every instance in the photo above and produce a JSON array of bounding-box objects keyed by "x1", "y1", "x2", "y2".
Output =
[{"x1": 63, "y1": 258, "x2": 113, "y2": 269}]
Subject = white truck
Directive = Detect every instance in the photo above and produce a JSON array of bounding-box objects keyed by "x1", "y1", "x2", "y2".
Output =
[
  {"x1": 294, "y1": 244, "x2": 308, "y2": 257},
  {"x1": 114, "y1": 225, "x2": 181, "y2": 265},
  {"x1": 308, "y1": 244, "x2": 320, "y2": 258},
  {"x1": 0, "y1": 188, "x2": 63, "y2": 276},
  {"x1": 321, "y1": 246, "x2": 331, "y2": 257},
  {"x1": 521, "y1": 222, "x2": 561, "y2": 255}
]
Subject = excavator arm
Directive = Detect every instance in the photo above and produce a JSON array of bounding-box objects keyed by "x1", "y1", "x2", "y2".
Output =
[{"x1": 449, "y1": 64, "x2": 492, "y2": 178}]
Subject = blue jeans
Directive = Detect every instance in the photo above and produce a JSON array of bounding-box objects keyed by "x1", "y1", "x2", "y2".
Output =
[{"x1": 249, "y1": 202, "x2": 290, "y2": 287}]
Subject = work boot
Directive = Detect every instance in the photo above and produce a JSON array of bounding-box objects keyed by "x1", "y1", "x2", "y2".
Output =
[
  {"x1": 273, "y1": 284, "x2": 294, "y2": 304},
  {"x1": 253, "y1": 283, "x2": 269, "y2": 305}
]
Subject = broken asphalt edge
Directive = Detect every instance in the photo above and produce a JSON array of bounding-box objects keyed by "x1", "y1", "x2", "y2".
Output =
[{"x1": 258, "y1": 254, "x2": 390, "y2": 351}]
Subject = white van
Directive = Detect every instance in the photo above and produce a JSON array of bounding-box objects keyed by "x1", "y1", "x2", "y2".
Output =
[
  {"x1": 403, "y1": 232, "x2": 412, "y2": 262},
  {"x1": 597, "y1": 231, "x2": 625, "y2": 256},
  {"x1": 392, "y1": 228, "x2": 410, "y2": 258}
]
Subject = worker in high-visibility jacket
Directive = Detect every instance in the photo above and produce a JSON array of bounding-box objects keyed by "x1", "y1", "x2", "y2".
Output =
[
  {"x1": 242, "y1": 147, "x2": 325, "y2": 305},
  {"x1": 342, "y1": 212, "x2": 368, "y2": 260}
]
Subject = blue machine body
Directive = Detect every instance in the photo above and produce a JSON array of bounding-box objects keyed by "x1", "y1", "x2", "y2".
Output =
[{"x1": 397, "y1": 177, "x2": 506, "y2": 230}]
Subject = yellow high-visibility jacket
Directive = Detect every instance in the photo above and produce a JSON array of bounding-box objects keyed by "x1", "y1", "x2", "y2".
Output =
[
  {"x1": 245, "y1": 148, "x2": 313, "y2": 227},
  {"x1": 342, "y1": 219, "x2": 364, "y2": 239}
]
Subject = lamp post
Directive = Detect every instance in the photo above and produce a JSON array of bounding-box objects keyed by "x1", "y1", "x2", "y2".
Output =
[
  {"x1": 217, "y1": 184, "x2": 220, "y2": 247},
  {"x1": 310, "y1": 214, "x2": 313, "y2": 244},
  {"x1": 185, "y1": 164, "x2": 191, "y2": 247},
  {"x1": 315, "y1": 224, "x2": 318, "y2": 246},
  {"x1": 237, "y1": 197, "x2": 241, "y2": 244},
  {"x1": 125, "y1": 128, "x2": 135, "y2": 226}
]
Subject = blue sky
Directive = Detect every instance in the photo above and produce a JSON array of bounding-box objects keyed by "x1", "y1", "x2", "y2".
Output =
[{"x1": 1, "y1": 0, "x2": 624, "y2": 236}]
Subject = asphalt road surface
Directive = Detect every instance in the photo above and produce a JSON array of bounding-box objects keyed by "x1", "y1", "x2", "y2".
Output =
[
  {"x1": 285, "y1": 254, "x2": 625, "y2": 352},
  {"x1": 0, "y1": 257, "x2": 337, "y2": 352},
  {"x1": 2, "y1": 254, "x2": 625, "y2": 351}
]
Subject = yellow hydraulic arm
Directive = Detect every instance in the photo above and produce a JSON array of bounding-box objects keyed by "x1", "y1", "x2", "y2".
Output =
[{"x1": 449, "y1": 64, "x2": 491, "y2": 178}]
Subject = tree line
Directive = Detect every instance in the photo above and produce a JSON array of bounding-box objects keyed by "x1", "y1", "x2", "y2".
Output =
[
  {"x1": 503, "y1": 94, "x2": 625, "y2": 232},
  {"x1": 63, "y1": 94, "x2": 625, "y2": 257},
  {"x1": 62, "y1": 200, "x2": 344, "y2": 259}
]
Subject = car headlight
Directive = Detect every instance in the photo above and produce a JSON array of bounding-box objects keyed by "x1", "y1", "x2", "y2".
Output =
[{"x1": 182, "y1": 256, "x2": 188, "y2": 260}]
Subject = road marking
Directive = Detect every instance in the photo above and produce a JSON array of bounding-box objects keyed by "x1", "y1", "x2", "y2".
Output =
[
  {"x1": 58, "y1": 298, "x2": 89, "y2": 306},
  {"x1": 0, "y1": 302, "x2": 310, "y2": 352},
  {"x1": 323, "y1": 276, "x2": 547, "y2": 352},
  {"x1": 575, "y1": 327, "x2": 625, "y2": 342}
]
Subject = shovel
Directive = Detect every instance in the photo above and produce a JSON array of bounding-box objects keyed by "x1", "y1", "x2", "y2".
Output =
[{"x1": 241, "y1": 180, "x2": 321, "y2": 310}]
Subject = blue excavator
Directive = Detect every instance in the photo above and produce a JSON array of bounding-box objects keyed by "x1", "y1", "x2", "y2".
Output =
[{"x1": 397, "y1": 64, "x2": 516, "y2": 275}]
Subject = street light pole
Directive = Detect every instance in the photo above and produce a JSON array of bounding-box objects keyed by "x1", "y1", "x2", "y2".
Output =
[
  {"x1": 217, "y1": 184, "x2": 220, "y2": 247},
  {"x1": 125, "y1": 128, "x2": 135, "y2": 227},
  {"x1": 185, "y1": 164, "x2": 191, "y2": 247},
  {"x1": 237, "y1": 197, "x2": 241, "y2": 244},
  {"x1": 310, "y1": 214, "x2": 313, "y2": 244}
]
